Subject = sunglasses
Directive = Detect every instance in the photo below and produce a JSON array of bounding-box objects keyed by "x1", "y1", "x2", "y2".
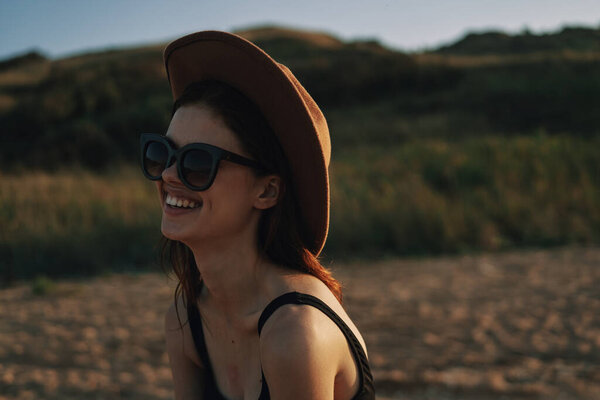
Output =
[{"x1": 140, "y1": 133, "x2": 263, "y2": 191}]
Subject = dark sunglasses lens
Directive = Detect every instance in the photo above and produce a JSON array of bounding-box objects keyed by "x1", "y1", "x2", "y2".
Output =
[
  {"x1": 182, "y1": 149, "x2": 214, "y2": 188},
  {"x1": 144, "y1": 141, "x2": 168, "y2": 178}
]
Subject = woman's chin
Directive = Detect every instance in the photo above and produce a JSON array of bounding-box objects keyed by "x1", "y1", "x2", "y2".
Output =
[{"x1": 161, "y1": 220, "x2": 193, "y2": 243}]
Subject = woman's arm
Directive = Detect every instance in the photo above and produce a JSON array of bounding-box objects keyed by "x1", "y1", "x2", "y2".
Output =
[
  {"x1": 164, "y1": 300, "x2": 206, "y2": 400},
  {"x1": 259, "y1": 304, "x2": 348, "y2": 400}
]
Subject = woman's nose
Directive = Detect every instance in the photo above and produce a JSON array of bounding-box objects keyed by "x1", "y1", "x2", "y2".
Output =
[{"x1": 162, "y1": 162, "x2": 180, "y2": 183}]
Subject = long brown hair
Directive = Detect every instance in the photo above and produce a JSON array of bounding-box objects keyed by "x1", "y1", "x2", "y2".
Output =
[{"x1": 162, "y1": 80, "x2": 341, "y2": 325}]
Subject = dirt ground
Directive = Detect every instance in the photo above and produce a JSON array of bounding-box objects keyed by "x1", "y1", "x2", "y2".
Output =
[{"x1": 1, "y1": 246, "x2": 599, "y2": 400}]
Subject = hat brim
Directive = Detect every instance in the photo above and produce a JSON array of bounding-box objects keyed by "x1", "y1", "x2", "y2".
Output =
[{"x1": 163, "y1": 31, "x2": 330, "y2": 256}]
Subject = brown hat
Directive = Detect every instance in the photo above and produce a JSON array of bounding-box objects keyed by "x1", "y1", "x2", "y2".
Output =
[{"x1": 163, "y1": 31, "x2": 330, "y2": 256}]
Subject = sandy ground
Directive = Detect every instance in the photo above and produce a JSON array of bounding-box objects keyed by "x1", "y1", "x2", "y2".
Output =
[{"x1": 1, "y1": 246, "x2": 599, "y2": 400}]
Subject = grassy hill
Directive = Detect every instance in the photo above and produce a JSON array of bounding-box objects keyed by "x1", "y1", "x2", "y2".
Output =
[
  {"x1": 1, "y1": 25, "x2": 599, "y2": 170},
  {"x1": 435, "y1": 25, "x2": 600, "y2": 55}
]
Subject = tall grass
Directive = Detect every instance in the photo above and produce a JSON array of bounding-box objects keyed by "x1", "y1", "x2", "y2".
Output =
[
  {"x1": 0, "y1": 167, "x2": 161, "y2": 281},
  {"x1": 327, "y1": 134, "x2": 600, "y2": 257},
  {"x1": 1, "y1": 135, "x2": 599, "y2": 280}
]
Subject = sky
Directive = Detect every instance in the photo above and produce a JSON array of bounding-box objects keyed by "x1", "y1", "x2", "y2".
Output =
[{"x1": 1, "y1": 0, "x2": 599, "y2": 60}]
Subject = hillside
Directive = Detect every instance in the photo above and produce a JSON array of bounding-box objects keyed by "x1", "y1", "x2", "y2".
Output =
[
  {"x1": 236, "y1": 25, "x2": 345, "y2": 48},
  {"x1": 1, "y1": 24, "x2": 599, "y2": 171},
  {"x1": 435, "y1": 25, "x2": 600, "y2": 55}
]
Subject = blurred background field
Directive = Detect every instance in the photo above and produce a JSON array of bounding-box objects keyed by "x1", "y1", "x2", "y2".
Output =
[
  {"x1": 2, "y1": 25, "x2": 600, "y2": 281},
  {"x1": 1, "y1": 13, "x2": 600, "y2": 400},
  {"x1": 1, "y1": 134, "x2": 599, "y2": 282}
]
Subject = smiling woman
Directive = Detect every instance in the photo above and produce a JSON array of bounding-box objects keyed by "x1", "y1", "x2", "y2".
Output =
[{"x1": 139, "y1": 31, "x2": 375, "y2": 400}]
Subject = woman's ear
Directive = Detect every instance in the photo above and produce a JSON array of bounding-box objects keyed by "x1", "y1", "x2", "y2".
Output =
[{"x1": 254, "y1": 175, "x2": 282, "y2": 210}]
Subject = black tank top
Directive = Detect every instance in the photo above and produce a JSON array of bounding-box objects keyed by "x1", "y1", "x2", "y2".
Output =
[{"x1": 186, "y1": 291, "x2": 376, "y2": 400}]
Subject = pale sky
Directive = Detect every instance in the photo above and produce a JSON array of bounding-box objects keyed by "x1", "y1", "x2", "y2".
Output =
[{"x1": 1, "y1": 0, "x2": 599, "y2": 59}]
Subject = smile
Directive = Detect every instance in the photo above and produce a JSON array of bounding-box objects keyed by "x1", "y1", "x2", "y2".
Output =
[{"x1": 164, "y1": 193, "x2": 202, "y2": 209}]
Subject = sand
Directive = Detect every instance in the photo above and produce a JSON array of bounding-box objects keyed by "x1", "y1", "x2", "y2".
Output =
[{"x1": 1, "y1": 246, "x2": 599, "y2": 400}]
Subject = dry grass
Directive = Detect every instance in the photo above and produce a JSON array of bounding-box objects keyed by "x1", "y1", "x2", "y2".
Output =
[
  {"x1": 2, "y1": 135, "x2": 599, "y2": 281},
  {"x1": 414, "y1": 50, "x2": 600, "y2": 68},
  {"x1": 0, "y1": 167, "x2": 158, "y2": 239},
  {"x1": 1, "y1": 247, "x2": 599, "y2": 399},
  {"x1": 235, "y1": 25, "x2": 344, "y2": 48},
  {"x1": 0, "y1": 61, "x2": 51, "y2": 87}
]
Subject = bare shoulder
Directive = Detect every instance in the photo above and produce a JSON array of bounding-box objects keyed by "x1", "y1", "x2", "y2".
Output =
[
  {"x1": 164, "y1": 296, "x2": 185, "y2": 333},
  {"x1": 276, "y1": 273, "x2": 370, "y2": 357},
  {"x1": 164, "y1": 294, "x2": 189, "y2": 342},
  {"x1": 259, "y1": 302, "x2": 346, "y2": 399},
  {"x1": 259, "y1": 300, "x2": 347, "y2": 357}
]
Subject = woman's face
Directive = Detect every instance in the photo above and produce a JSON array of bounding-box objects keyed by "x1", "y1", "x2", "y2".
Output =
[{"x1": 156, "y1": 104, "x2": 265, "y2": 248}]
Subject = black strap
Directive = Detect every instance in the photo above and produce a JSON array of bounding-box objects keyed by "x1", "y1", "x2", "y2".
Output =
[
  {"x1": 257, "y1": 292, "x2": 374, "y2": 399},
  {"x1": 187, "y1": 304, "x2": 211, "y2": 370},
  {"x1": 187, "y1": 304, "x2": 228, "y2": 400}
]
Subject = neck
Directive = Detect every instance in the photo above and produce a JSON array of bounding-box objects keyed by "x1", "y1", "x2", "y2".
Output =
[{"x1": 188, "y1": 231, "x2": 272, "y2": 319}]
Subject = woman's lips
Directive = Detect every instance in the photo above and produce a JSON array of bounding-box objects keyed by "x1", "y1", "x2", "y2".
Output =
[
  {"x1": 162, "y1": 190, "x2": 203, "y2": 216},
  {"x1": 163, "y1": 202, "x2": 201, "y2": 216}
]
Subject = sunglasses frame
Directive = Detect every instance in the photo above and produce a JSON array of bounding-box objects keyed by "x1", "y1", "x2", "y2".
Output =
[{"x1": 140, "y1": 133, "x2": 263, "y2": 191}]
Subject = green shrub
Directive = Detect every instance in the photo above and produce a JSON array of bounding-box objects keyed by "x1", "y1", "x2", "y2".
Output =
[{"x1": 31, "y1": 275, "x2": 56, "y2": 295}]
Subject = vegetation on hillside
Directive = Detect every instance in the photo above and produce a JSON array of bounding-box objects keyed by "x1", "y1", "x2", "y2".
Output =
[
  {"x1": 436, "y1": 25, "x2": 600, "y2": 55},
  {"x1": 1, "y1": 25, "x2": 599, "y2": 279},
  {"x1": 1, "y1": 25, "x2": 599, "y2": 170}
]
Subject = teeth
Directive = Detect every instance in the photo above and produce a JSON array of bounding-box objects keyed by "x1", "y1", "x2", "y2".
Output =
[{"x1": 165, "y1": 193, "x2": 201, "y2": 209}]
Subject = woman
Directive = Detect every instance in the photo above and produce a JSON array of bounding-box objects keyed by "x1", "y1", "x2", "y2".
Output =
[{"x1": 140, "y1": 31, "x2": 375, "y2": 399}]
